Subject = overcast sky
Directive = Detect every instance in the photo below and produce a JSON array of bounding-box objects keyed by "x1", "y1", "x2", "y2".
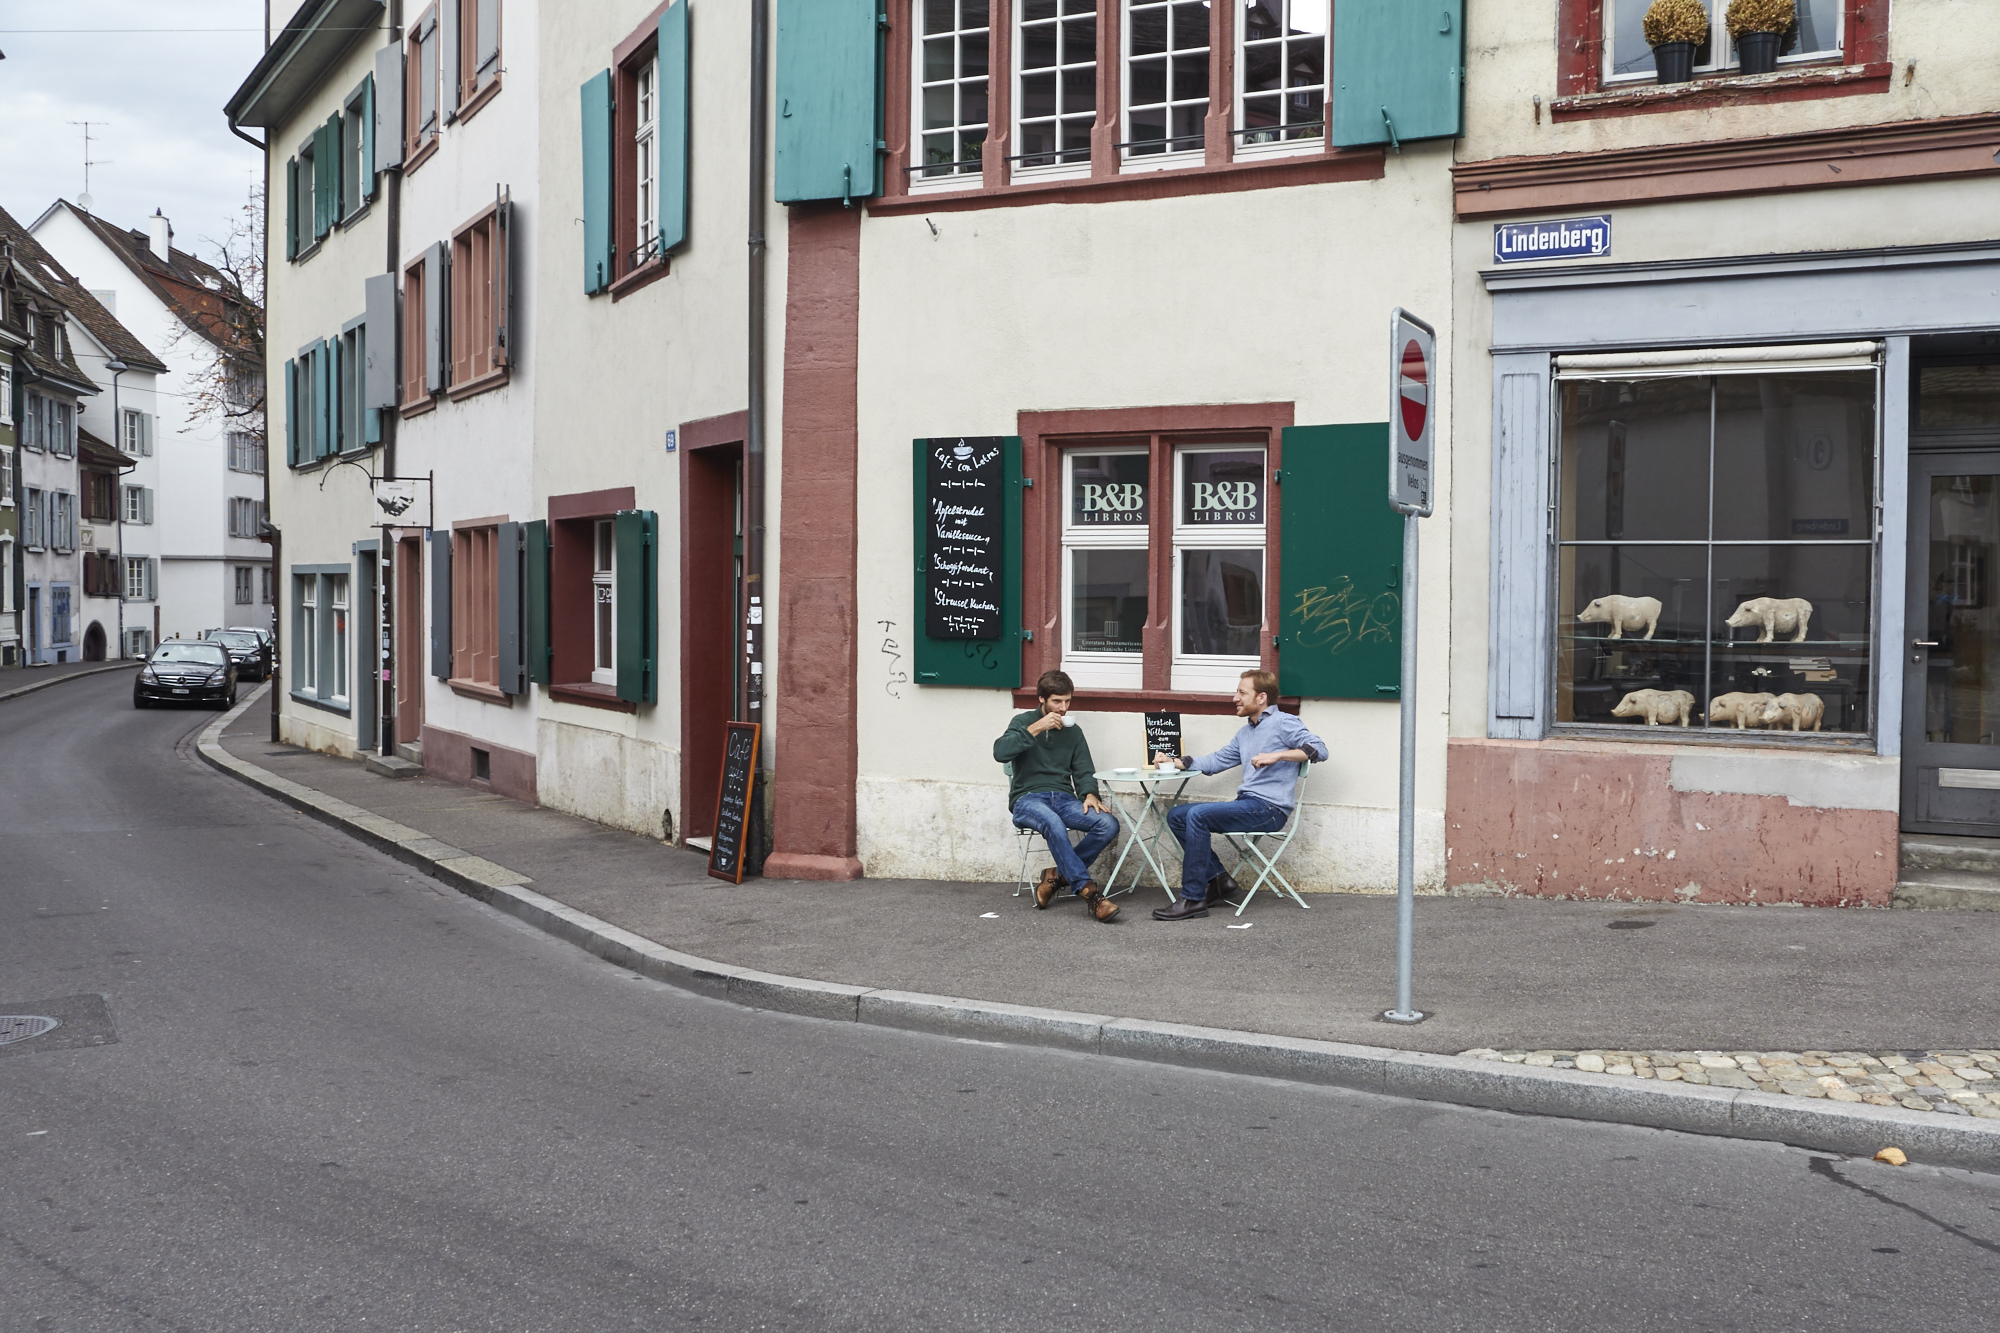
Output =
[{"x1": 0, "y1": 0, "x2": 275, "y2": 265}]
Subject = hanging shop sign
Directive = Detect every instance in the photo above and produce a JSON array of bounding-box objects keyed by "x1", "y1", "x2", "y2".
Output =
[
  {"x1": 923, "y1": 436, "x2": 1006, "y2": 640},
  {"x1": 1493, "y1": 215, "x2": 1612, "y2": 265}
]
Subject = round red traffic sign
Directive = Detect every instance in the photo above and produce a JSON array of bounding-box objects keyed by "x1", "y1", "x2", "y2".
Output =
[{"x1": 1399, "y1": 339, "x2": 1429, "y2": 443}]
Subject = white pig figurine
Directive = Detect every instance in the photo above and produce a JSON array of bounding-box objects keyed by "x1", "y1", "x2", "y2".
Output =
[
  {"x1": 1724, "y1": 596, "x2": 1813, "y2": 643},
  {"x1": 1708, "y1": 691, "x2": 1777, "y2": 728},
  {"x1": 1612, "y1": 688, "x2": 1695, "y2": 726},
  {"x1": 1757, "y1": 692, "x2": 1825, "y2": 732},
  {"x1": 1577, "y1": 594, "x2": 1662, "y2": 640}
]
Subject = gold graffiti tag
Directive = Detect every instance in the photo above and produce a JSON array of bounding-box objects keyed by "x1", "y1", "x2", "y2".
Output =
[{"x1": 1291, "y1": 578, "x2": 1398, "y2": 654}]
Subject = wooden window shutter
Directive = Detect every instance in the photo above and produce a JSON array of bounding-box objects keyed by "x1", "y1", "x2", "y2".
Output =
[
  {"x1": 285, "y1": 158, "x2": 299, "y2": 259},
  {"x1": 313, "y1": 342, "x2": 334, "y2": 459},
  {"x1": 525, "y1": 518, "x2": 551, "y2": 684},
  {"x1": 774, "y1": 0, "x2": 886, "y2": 203},
  {"x1": 374, "y1": 44, "x2": 404, "y2": 170},
  {"x1": 284, "y1": 358, "x2": 299, "y2": 465},
  {"x1": 657, "y1": 0, "x2": 691, "y2": 253},
  {"x1": 492, "y1": 192, "x2": 511, "y2": 369},
  {"x1": 496, "y1": 520, "x2": 525, "y2": 695},
  {"x1": 359, "y1": 75, "x2": 377, "y2": 197},
  {"x1": 1331, "y1": 1, "x2": 1465, "y2": 148},
  {"x1": 1275, "y1": 424, "x2": 1404, "y2": 700},
  {"x1": 613, "y1": 509, "x2": 658, "y2": 704},
  {"x1": 910, "y1": 436, "x2": 1023, "y2": 689},
  {"x1": 440, "y1": 0, "x2": 461, "y2": 120},
  {"x1": 424, "y1": 240, "x2": 448, "y2": 394},
  {"x1": 1489, "y1": 356, "x2": 1552, "y2": 737},
  {"x1": 363, "y1": 272, "x2": 398, "y2": 410},
  {"x1": 477, "y1": 0, "x2": 500, "y2": 88},
  {"x1": 579, "y1": 70, "x2": 614, "y2": 293},
  {"x1": 317, "y1": 114, "x2": 341, "y2": 236},
  {"x1": 430, "y1": 529, "x2": 453, "y2": 679}
]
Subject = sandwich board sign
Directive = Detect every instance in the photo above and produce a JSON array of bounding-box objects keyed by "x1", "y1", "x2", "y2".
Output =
[{"x1": 1389, "y1": 309, "x2": 1436, "y2": 518}]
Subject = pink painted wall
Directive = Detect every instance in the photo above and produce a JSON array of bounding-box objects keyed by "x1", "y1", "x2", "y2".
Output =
[{"x1": 1446, "y1": 738, "x2": 1897, "y2": 907}]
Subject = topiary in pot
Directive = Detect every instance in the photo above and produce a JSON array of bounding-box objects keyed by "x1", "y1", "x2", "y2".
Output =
[
  {"x1": 1727, "y1": 0, "x2": 1797, "y2": 75},
  {"x1": 1643, "y1": 0, "x2": 1710, "y2": 85}
]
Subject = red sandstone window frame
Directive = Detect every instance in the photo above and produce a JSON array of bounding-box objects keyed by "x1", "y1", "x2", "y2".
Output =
[
  {"x1": 405, "y1": 4, "x2": 442, "y2": 172},
  {"x1": 452, "y1": 0, "x2": 504, "y2": 123},
  {"x1": 546, "y1": 486, "x2": 639, "y2": 712},
  {"x1": 400, "y1": 254, "x2": 430, "y2": 412},
  {"x1": 1554, "y1": 0, "x2": 1889, "y2": 121},
  {"x1": 449, "y1": 519, "x2": 506, "y2": 701},
  {"x1": 606, "y1": 1, "x2": 676, "y2": 302},
  {"x1": 1014, "y1": 402, "x2": 1296, "y2": 715},
  {"x1": 447, "y1": 201, "x2": 508, "y2": 399}
]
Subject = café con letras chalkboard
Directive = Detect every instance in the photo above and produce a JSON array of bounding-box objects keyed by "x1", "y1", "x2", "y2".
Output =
[
  {"x1": 924, "y1": 436, "x2": 1006, "y2": 641},
  {"x1": 708, "y1": 721, "x2": 761, "y2": 884}
]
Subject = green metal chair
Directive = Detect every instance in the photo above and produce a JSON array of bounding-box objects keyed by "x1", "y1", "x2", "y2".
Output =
[{"x1": 1219, "y1": 763, "x2": 1311, "y2": 915}]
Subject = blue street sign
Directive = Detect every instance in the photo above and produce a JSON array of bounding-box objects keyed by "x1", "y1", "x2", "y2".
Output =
[{"x1": 1493, "y1": 215, "x2": 1612, "y2": 264}]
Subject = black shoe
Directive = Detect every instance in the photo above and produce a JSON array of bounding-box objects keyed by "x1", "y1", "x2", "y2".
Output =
[
  {"x1": 1152, "y1": 897, "x2": 1209, "y2": 921},
  {"x1": 1207, "y1": 872, "x2": 1241, "y2": 906}
]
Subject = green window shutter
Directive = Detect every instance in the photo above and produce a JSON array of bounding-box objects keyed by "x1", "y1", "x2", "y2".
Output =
[
  {"x1": 314, "y1": 341, "x2": 333, "y2": 459},
  {"x1": 774, "y1": 0, "x2": 885, "y2": 203},
  {"x1": 315, "y1": 116, "x2": 337, "y2": 236},
  {"x1": 361, "y1": 74, "x2": 377, "y2": 198},
  {"x1": 497, "y1": 521, "x2": 525, "y2": 696},
  {"x1": 580, "y1": 69, "x2": 614, "y2": 293},
  {"x1": 911, "y1": 436, "x2": 1022, "y2": 689},
  {"x1": 525, "y1": 518, "x2": 551, "y2": 685},
  {"x1": 285, "y1": 158, "x2": 299, "y2": 259},
  {"x1": 1276, "y1": 424, "x2": 1404, "y2": 699},
  {"x1": 283, "y1": 358, "x2": 299, "y2": 466},
  {"x1": 614, "y1": 509, "x2": 659, "y2": 704},
  {"x1": 658, "y1": 0, "x2": 691, "y2": 253},
  {"x1": 430, "y1": 529, "x2": 453, "y2": 679},
  {"x1": 1331, "y1": 0, "x2": 1465, "y2": 148}
]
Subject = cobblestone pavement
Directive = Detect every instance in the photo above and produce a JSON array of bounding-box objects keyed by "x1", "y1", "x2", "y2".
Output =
[{"x1": 1460, "y1": 1047, "x2": 2000, "y2": 1116}]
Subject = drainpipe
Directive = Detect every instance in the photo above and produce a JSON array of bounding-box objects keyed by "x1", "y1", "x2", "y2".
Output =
[
  {"x1": 380, "y1": 0, "x2": 403, "y2": 757},
  {"x1": 106, "y1": 358, "x2": 127, "y2": 657},
  {"x1": 744, "y1": 0, "x2": 769, "y2": 871}
]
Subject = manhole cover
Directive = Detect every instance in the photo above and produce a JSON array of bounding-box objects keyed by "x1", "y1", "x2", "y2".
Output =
[{"x1": 0, "y1": 1015, "x2": 60, "y2": 1045}]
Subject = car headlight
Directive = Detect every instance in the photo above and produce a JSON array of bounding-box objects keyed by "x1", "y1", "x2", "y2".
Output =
[
  {"x1": 206, "y1": 668, "x2": 228, "y2": 684},
  {"x1": 139, "y1": 666, "x2": 158, "y2": 682}
]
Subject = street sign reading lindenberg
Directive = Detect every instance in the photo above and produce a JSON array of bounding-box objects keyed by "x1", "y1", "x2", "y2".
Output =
[
  {"x1": 1493, "y1": 215, "x2": 1612, "y2": 264},
  {"x1": 1389, "y1": 310, "x2": 1436, "y2": 518}
]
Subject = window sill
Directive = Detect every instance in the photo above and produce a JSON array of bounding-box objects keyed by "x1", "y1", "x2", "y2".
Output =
[
  {"x1": 1010, "y1": 686, "x2": 1303, "y2": 716},
  {"x1": 608, "y1": 257, "x2": 671, "y2": 302},
  {"x1": 1544, "y1": 723, "x2": 1874, "y2": 751},
  {"x1": 1551, "y1": 62, "x2": 1892, "y2": 123},
  {"x1": 445, "y1": 367, "x2": 510, "y2": 402},
  {"x1": 869, "y1": 147, "x2": 1387, "y2": 218},
  {"x1": 453, "y1": 74, "x2": 503, "y2": 126},
  {"x1": 289, "y1": 689, "x2": 351, "y2": 717},
  {"x1": 399, "y1": 393, "x2": 437, "y2": 419},
  {"x1": 404, "y1": 135, "x2": 440, "y2": 175},
  {"x1": 548, "y1": 681, "x2": 638, "y2": 713},
  {"x1": 338, "y1": 200, "x2": 373, "y2": 230},
  {"x1": 447, "y1": 677, "x2": 513, "y2": 705},
  {"x1": 290, "y1": 240, "x2": 323, "y2": 264}
]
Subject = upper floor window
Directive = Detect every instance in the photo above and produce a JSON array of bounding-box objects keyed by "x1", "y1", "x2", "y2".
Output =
[
  {"x1": 229, "y1": 496, "x2": 267, "y2": 538},
  {"x1": 914, "y1": 0, "x2": 990, "y2": 184},
  {"x1": 1603, "y1": 0, "x2": 1843, "y2": 83},
  {"x1": 635, "y1": 57, "x2": 659, "y2": 252},
  {"x1": 229, "y1": 431, "x2": 267, "y2": 475},
  {"x1": 122, "y1": 408, "x2": 152, "y2": 457},
  {"x1": 1015, "y1": 0, "x2": 1097, "y2": 173},
  {"x1": 0, "y1": 446, "x2": 12, "y2": 504},
  {"x1": 455, "y1": 0, "x2": 503, "y2": 110},
  {"x1": 123, "y1": 484, "x2": 155, "y2": 525},
  {"x1": 449, "y1": 198, "x2": 512, "y2": 392},
  {"x1": 0, "y1": 364, "x2": 11, "y2": 425},
  {"x1": 1122, "y1": 0, "x2": 1210, "y2": 164},
  {"x1": 407, "y1": 5, "x2": 442, "y2": 163},
  {"x1": 1236, "y1": 0, "x2": 1327, "y2": 154}
]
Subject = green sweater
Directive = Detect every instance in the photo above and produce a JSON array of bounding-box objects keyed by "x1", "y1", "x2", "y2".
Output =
[{"x1": 993, "y1": 710, "x2": 1101, "y2": 806}]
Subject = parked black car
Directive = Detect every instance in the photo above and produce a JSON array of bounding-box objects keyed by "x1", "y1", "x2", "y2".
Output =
[
  {"x1": 134, "y1": 640, "x2": 238, "y2": 709},
  {"x1": 207, "y1": 627, "x2": 274, "y2": 681}
]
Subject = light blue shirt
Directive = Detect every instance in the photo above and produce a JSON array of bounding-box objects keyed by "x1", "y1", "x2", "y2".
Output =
[{"x1": 1181, "y1": 708, "x2": 1327, "y2": 812}]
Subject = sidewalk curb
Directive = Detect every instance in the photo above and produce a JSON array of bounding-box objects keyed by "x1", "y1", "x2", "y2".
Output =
[
  {"x1": 0, "y1": 661, "x2": 138, "y2": 704},
  {"x1": 195, "y1": 691, "x2": 2000, "y2": 1173}
]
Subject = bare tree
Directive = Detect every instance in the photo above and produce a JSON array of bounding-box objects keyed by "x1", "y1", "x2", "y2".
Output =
[{"x1": 174, "y1": 186, "x2": 266, "y2": 463}]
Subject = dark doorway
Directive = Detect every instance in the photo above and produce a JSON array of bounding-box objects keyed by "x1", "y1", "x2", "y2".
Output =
[
  {"x1": 681, "y1": 415, "x2": 748, "y2": 844},
  {"x1": 395, "y1": 534, "x2": 426, "y2": 752},
  {"x1": 82, "y1": 621, "x2": 106, "y2": 661}
]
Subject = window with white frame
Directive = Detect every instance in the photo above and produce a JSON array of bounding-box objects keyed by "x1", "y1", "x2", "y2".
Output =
[
  {"x1": 49, "y1": 585, "x2": 70, "y2": 646},
  {"x1": 235, "y1": 565, "x2": 255, "y2": 605},
  {"x1": 338, "y1": 323, "x2": 363, "y2": 451},
  {"x1": 21, "y1": 391, "x2": 43, "y2": 452},
  {"x1": 1236, "y1": 0, "x2": 1326, "y2": 152},
  {"x1": 0, "y1": 539, "x2": 13, "y2": 613},
  {"x1": 342, "y1": 78, "x2": 371, "y2": 219},
  {"x1": 0, "y1": 447, "x2": 11, "y2": 504},
  {"x1": 1124, "y1": 0, "x2": 1210, "y2": 162},
  {"x1": 52, "y1": 491, "x2": 76, "y2": 552},
  {"x1": 635, "y1": 56, "x2": 659, "y2": 263},
  {"x1": 23, "y1": 488, "x2": 43, "y2": 547},
  {"x1": 914, "y1": 0, "x2": 990, "y2": 184},
  {"x1": 296, "y1": 574, "x2": 319, "y2": 693},
  {"x1": 229, "y1": 496, "x2": 265, "y2": 538},
  {"x1": 123, "y1": 484, "x2": 154, "y2": 525},
  {"x1": 1172, "y1": 446, "x2": 1266, "y2": 690},
  {"x1": 229, "y1": 432, "x2": 267, "y2": 474},
  {"x1": 122, "y1": 408, "x2": 151, "y2": 456},
  {"x1": 328, "y1": 573, "x2": 350, "y2": 703},
  {"x1": 124, "y1": 627, "x2": 153, "y2": 658},
  {"x1": 124, "y1": 556, "x2": 157, "y2": 601},
  {"x1": 51, "y1": 400, "x2": 74, "y2": 458},
  {"x1": 1061, "y1": 449, "x2": 1151, "y2": 689},
  {"x1": 592, "y1": 518, "x2": 616, "y2": 685},
  {"x1": 260, "y1": 567, "x2": 274, "y2": 604},
  {"x1": 1602, "y1": 0, "x2": 1843, "y2": 82},
  {"x1": 0, "y1": 364, "x2": 11, "y2": 424},
  {"x1": 1015, "y1": 0, "x2": 1096, "y2": 171}
]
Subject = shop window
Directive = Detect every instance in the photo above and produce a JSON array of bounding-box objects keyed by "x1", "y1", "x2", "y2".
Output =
[
  {"x1": 292, "y1": 567, "x2": 350, "y2": 708},
  {"x1": 328, "y1": 573, "x2": 350, "y2": 704},
  {"x1": 1917, "y1": 365, "x2": 2000, "y2": 431},
  {"x1": 1061, "y1": 449, "x2": 1150, "y2": 687},
  {"x1": 1559, "y1": 0, "x2": 1878, "y2": 107},
  {"x1": 452, "y1": 524, "x2": 500, "y2": 688},
  {"x1": 538, "y1": 494, "x2": 656, "y2": 706},
  {"x1": 1123, "y1": 0, "x2": 1211, "y2": 164},
  {"x1": 297, "y1": 574, "x2": 320, "y2": 693},
  {"x1": 1555, "y1": 361, "x2": 1878, "y2": 738},
  {"x1": 592, "y1": 519, "x2": 616, "y2": 685},
  {"x1": 912, "y1": 0, "x2": 991, "y2": 185}
]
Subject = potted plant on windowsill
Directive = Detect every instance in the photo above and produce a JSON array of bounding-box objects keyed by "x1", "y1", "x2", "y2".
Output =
[
  {"x1": 1727, "y1": 0, "x2": 1797, "y2": 76},
  {"x1": 1642, "y1": 0, "x2": 1710, "y2": 85}
]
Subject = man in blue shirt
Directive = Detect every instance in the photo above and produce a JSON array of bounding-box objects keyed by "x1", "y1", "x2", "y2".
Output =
[{"x1": 1149, "y1": 669, "x2": 1326, "y2": 921}]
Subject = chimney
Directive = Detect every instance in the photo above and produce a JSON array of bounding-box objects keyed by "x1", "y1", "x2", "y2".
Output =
[{"x1": 148, "y1": 209, "x2": 172, "y2": 262}]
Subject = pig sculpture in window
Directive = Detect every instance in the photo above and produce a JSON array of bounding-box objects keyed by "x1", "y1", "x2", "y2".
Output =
[
  {"x1": 1612, "y1": 688, "x2": 1695, "y2": 726},
  {"x1": 1757, "y1": 692, "x2": 1825, "y2": 732},
  {"x1": 1708, "y1": 691, "x2": 1777, "y2": 728},
  {"x1": 1724, "y1": 596, "x2": 1813, "y2": 643},
  {"x1": 1577, "y1": 594, "x2": 1661, "y2": 640}
]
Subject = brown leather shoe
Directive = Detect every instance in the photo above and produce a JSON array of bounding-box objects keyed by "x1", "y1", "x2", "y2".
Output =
[
  {"x1": 1078, "y1": 881, "x2": 1120, "y2": 922},
  {"x1": 1034, "y1": 867, "x2": 1065, "y2": 909}
]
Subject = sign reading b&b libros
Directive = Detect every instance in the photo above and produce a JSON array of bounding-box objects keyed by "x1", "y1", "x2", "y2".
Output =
[{"x1": 924, "y1": 437, "x2": 1005, "y2": 640}]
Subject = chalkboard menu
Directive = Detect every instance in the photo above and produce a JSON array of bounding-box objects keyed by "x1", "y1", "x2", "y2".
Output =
[
  {"x1": 708, "y1": 721, "x2": 761, "y2": 884},
  {"x1": 1144, "y1": 711, "x2": 1183, "y2": 761},
  {"x1": 923, "y1": 436, "x2": 1006, "y2": 640}
]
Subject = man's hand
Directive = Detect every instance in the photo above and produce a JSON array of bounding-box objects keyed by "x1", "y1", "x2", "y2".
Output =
[
  {"x1": 1251, "y1": 748, "x2": 1306, "y2": 769},
  {"x1": 1151, "y1": 751, "x2": 1180, "y2": 769},
  {"x1": 1082, "y1": 793, "x2": 1108, "y2": 815},
  {"x1": 1027, "y1": 711, "x2": 1064, "y2": 736}
]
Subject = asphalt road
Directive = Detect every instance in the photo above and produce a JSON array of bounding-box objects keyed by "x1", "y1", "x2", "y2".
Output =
[{"x1": 3, "y1": 673, "x2": 1997, "y2": 1332}]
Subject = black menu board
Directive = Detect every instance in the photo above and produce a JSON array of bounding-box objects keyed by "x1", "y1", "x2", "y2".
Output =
[
  {"x1": 708, "y1": 721, "x2": 761, "y2": 884},
  {"x1": 923, "y1": 436, "x2": 1006, "y2": 640},
  {"x1": 1144, "y1": 711, "x2": 1183, "y2": 761}
]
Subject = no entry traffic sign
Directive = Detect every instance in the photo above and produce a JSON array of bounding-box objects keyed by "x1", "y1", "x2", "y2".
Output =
[{"x1": 1389, "y1": 309, "x2": 1436, "y2": 518}]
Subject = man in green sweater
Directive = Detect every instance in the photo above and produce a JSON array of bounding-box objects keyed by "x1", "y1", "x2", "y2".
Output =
[{"x1": 993, "y1": 670, "x2": 1122, "y2": 922}]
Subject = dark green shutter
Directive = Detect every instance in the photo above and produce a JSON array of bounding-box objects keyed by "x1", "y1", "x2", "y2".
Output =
[
  {"x1": 316, "y1": 115, "x2": 340, "y2": 236},
  {"x1": 314, "y1": 341, "x2": 333, "y2": 459},
  {"x1": 1276, "y1": 424, "x2": 1404, "y2": 699},
  {"x1": 614, "y1": 509, "x2": 658, "y2": 704},
  {"x1": 285, "y1": 158, "x2": 299, "y2": 259},
  {"x1": 283, "y1": 358, "x2": 299, "y2": 466},
  {"x1": 497, "y1": 521, "x2": 524, "y2": 696},
  {"x1": 1331, "y1": 1, "x2": 1465, "y2": 148},
  {"x1": 525, "y1": 518, "x2": 551, "y2": 685},
  {"x1": 430, "y1": 529, "x2": 453, "y2": 679},
  {"x1": 774, "y1": 0, "x2": 884, "y2": 203},
  {"x1": 911, "y1": 436, "x2": 1022, "y2": 689},
  {"x1": 361, "y1": 75, "x2": 376, "y2": 198},
  {"x1": 580, "y1": 70, "x2": 614, "y2": 293},
  {"x1": 658, "y1": 0, "x2": 691, "y2": 253}
]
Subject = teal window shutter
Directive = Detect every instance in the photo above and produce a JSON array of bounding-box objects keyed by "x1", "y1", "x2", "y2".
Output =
[
  {"x1": 911, "y1": 436, "x2": 1022, "y2": 689},
  {"x1": 1331, "y1": 1, "x2": 1465, "y2": 149},
  {"x1": 658, "y1": 0, "x2": 691, "y2": 253},
  {"x1": 580, "y1": 70, "x2": 614, "y2": 293},
  {"x1": 614, "y1": 509, "x2": 659, "y2": 704},
  {"x1": 361, "y1": 74, "x2": 377, "y2": 198},
  {"x1": 525, "y1": 518, "x2": 551, "y2": 685},
  {"x1": 285, "y1": 158, "x2": 299, "y2": 259},
  {"x1": 316, "y1": 116, "x2": 339, "y2": 236},
  {"x1": 314, "y1": 341, "x2": 333, "y2": 459},
  {"x1": 1276, "y1": 424, "x2": 1404, "y2": 699},
  {"x1": 284, "y1": 358, "x2": 299, "y2": 466},
  {"x1": 774, "y1": 0, "x2": 885, "y2": 204}
]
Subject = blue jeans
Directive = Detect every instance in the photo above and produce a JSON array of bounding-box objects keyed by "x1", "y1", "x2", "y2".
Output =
[
  {"x1": 1011, "y1": 792, "x2": 1119, "y2": 891},
  {"x1": 1169, "y1": 796, "x2": 1289, "y2": 901}
]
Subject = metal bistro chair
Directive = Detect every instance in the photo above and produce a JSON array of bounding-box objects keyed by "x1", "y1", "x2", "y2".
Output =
[
  {"x1": 1006, "y1": 760, "x2": 1089, "y2": 897},
  {"x1": 1219, "y1": 763, "x2": 1311, "y2": 916}
]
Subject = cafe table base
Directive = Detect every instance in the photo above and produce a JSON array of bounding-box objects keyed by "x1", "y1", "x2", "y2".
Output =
[{"x1": 1094, "y1": 770, "x2": 1194, "y2": 900}]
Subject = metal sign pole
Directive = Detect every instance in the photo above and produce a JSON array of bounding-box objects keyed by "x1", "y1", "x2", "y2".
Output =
[
  {"x1": 1386, "y1": 510, "x2": 1423, "y2": 1022},
  {"x1": 1383, "y1": 307, "x2": 1434, "y2": 1026}
]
